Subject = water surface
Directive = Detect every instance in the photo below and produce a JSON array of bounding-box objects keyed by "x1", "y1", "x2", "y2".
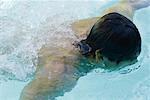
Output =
[{"x1": 0, "y1": 0, "x2": 150, "y2": 100}]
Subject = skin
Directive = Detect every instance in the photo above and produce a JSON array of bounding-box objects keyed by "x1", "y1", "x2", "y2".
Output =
[{"x1": 20, "y1": 0, "x2": 150, "y2": 100}]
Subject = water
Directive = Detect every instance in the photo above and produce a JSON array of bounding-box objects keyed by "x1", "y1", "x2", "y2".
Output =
[{"x1": 0, "y1": 0, "x2": 150, "y2": 100}]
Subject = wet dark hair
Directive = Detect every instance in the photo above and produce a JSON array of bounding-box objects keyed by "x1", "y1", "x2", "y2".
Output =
[{"x1": 80, "y1": 12, "x2": 141, "y2": 63}]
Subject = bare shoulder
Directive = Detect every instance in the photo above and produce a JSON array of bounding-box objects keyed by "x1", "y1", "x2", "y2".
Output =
[
  {"x1": 70, "y1": 1, "x2": 134, "y2": 38},
  {"x1": 70, "y1": 1, "x2": 133, "y2": 38},
  {"x1": 71, "y1": 17, "x2": 100, "y2": 38},
  {"x1": 103, "y1": 1, "x2": 134, "y2": 20}
]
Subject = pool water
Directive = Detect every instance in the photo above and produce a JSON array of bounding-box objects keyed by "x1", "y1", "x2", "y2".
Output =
[{"x1": 0, "y1": 0, "x2": 150, "y2": 100}]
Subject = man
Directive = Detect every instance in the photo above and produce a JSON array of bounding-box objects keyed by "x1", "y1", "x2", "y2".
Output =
[{"x1": 20, "y1": 0, "x2": 150, "y2": 100}]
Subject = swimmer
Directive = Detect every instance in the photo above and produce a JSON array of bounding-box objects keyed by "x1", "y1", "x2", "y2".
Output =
[{"x1": 20, "y1": 0, "x2": 150, "y2": 100}]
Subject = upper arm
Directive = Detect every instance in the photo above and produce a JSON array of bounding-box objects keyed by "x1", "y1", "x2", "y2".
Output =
[
  {"x1": 104, "y1": 0, "x2": 150, "y2": 20},
  {"x1": 71, "y1": 1, "x2": 134, "y2": 37},
  {"x1": 127, "y1": 0, "x2": 150, "y2": 10},
  {"x1": 102, "y1": 1, "x2": 134, "y2": 20},
  {"x1": 106, "y1": 0, "x2": 150, "y2": 20},
  {"x1": 71, "y1": 0, "x2": 150, "y2": 38}
]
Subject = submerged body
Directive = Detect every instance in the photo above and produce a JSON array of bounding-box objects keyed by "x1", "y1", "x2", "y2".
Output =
[{"x1": 20, "y1": 0, "x2": 150, "y2": 100}]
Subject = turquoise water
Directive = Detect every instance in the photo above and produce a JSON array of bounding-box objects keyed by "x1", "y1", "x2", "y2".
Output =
[{"x1": 0, "y1": 0, "x2": 150, "y2": 100}]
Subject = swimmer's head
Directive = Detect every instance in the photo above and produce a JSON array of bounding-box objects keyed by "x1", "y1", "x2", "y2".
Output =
[{"x1": 79, "y1": 12, "x2": 141, "y2": 64}]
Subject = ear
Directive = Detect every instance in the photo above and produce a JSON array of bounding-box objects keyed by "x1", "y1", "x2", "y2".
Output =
[{"x1": 71, "y1": 17, "x2": 100, "y2": 39}]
